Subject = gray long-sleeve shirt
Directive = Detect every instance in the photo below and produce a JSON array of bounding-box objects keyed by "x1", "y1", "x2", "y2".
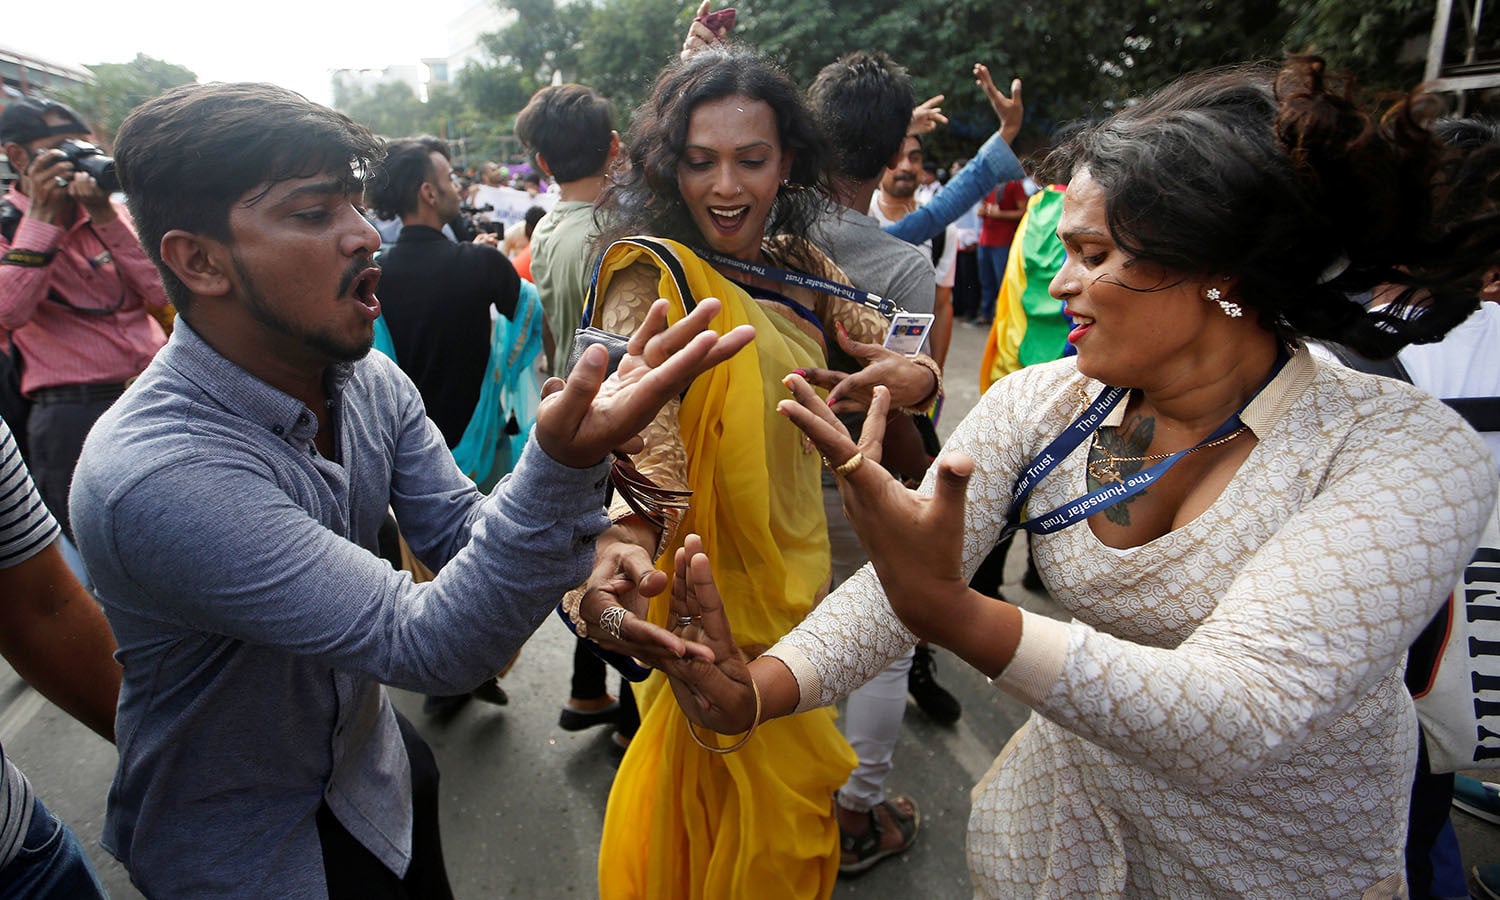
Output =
[{"x1": 70, "y1": 319, "x2": 610, "y2": 897}]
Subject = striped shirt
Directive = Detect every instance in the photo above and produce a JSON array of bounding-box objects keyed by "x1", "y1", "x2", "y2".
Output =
[
  {"x1": 0, "y1": 416, "x2": 61, "y2": 869},
  {"x1": 0, "y1": 417, "x2": 59, "y2": 568}
]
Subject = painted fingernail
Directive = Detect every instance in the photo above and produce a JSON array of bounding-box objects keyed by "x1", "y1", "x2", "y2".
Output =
[{"x1": 792, "y1": 368, "x2": 807, "y2": 378}]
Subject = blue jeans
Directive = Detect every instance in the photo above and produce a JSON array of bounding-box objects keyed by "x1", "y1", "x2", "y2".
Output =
[
  {"x1": 976, "y1": 243, "x2": 1010, "y2": 322},
  {"x1": 0, "y1": 796, "x2": 107, "y2": 899}
]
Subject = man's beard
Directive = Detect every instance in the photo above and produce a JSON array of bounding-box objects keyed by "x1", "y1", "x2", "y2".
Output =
[
  {"x1": 232, "y1": 253, "x2": 373, "y2": 363},
  {"x1": 884, "y1": 176, "x2": 917, "y2": 200}
]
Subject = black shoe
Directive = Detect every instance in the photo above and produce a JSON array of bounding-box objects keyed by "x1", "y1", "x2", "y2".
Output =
[
  {"x1": 422, "y1": 693, "x2": 471, "y2": 717},
  {"x1": 1022, "y1": 560, "x2": 1045, "y2": 593},
  {"x1": 909, "y1": 646, "x2": 961, "y2": 725},
  {"x1": 559, "y1": 699, "x2": 621, "y2": 731},
  {"x1": 470, "y1": 676, "x2": 509, "y2": 706}
]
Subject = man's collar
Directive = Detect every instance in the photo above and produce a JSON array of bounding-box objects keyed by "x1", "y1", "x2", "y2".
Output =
[
  {"x1": 165, "y1": 318, "x2": 356, "y2": 447},
  {"x1": 395, "y1": 223, "x2": 447, "y2": 242}
]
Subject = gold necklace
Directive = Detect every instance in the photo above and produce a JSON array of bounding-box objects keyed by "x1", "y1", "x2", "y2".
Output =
[{"x1": 1087, "y1": 425, "x2": 1250, "y2": 485}]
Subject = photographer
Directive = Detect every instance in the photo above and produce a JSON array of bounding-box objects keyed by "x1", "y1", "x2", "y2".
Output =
[{"x1": 0, "y1": 98, "x2": 169, "y2": 536}]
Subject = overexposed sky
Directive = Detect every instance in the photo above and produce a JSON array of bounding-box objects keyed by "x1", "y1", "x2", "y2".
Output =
[{"x1": 11, "y1": 0, "x2": 478, "y2": 106}]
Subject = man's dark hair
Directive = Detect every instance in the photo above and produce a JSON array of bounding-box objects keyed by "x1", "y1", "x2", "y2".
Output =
[
  {"x1": 514, "y1": 84, "x2": 615, "y2": 183},
  {"x1": 114, "y1": 82, "x2": 383, "y2": 313},
  {"x1": 808, "y1": 51, "x2": 915, "y2": 183},
  {"x1": 365, "y1": 136, "x2": 449, "y2": 221},
  {"x1": 524, "y1": 205, "x2": 547, "y2": 239}
]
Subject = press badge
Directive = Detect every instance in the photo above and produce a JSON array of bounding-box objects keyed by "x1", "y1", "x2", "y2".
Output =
[{"x1": 882, "y1": 313, "x2": 934, "y2": 357}]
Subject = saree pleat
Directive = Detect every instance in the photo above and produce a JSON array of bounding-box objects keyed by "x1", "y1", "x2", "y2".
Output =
[{"x1": 595, "y1": 239, "x2": 855, "y2": 900}]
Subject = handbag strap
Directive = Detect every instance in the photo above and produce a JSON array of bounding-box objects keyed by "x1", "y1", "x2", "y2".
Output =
[{"x1": 582, "y1": 237, "x2": 700, "y2": 328}]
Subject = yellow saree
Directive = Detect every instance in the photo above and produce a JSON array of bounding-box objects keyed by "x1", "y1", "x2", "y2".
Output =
[{"x1": 594, "y1": 239, "x2": 856, "y2": 900}]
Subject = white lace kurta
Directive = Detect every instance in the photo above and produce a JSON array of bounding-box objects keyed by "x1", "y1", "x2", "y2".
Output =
[{"x1": 767, "y1": 349, "x2": 1497, "y2": 898}]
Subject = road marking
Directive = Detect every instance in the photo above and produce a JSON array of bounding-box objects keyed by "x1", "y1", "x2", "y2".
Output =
[{"x1": 0, "y1": 686, "x2": 46, "y2": 744}]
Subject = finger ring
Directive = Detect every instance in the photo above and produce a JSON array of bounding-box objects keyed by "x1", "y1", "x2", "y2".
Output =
[
  {"x1": 598, "y1": 606, "x2": 627, "y2": 641},
  {"x1": 53, "y1": 176, "x2": 69, "y2": 188},
  {"x1": 674, "y1": 614, "x2": 694, "y2": 628},
  {"x1": 830, "y1": 452, "x2": 864, "y2": 477}
]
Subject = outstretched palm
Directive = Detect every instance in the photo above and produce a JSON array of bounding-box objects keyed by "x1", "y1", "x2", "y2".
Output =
[{"x1": 535, "y1": 297, "x2": 754, "y2": 468}]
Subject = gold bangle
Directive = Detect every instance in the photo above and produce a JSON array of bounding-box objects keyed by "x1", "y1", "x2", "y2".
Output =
[
  {"x1": 561, "y1": 587, "x2": 586, "y2": 639},
  {"x1": 897, "y1": 353, "x2": 944, "y2": 416},
  {"x1": 686, "y1": 675, "x2": 762, "y2": 754}
]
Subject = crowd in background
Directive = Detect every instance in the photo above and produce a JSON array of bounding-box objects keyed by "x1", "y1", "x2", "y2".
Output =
[{"x1": 0, "y1": 3, "x2": 1498, "y2": 899}]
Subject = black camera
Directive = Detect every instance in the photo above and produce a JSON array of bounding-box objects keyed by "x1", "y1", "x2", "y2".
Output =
[{"x1": 57, "y1": 139, "x2": 119, "y2": 194}]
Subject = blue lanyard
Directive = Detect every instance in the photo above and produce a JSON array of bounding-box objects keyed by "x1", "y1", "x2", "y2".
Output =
[
  {"x1": 1007, "y1": 384, "x2": 1253, "y2": 536},
  {"x1": 694, "y1": 248, "x2": 907, "y2": 317}
]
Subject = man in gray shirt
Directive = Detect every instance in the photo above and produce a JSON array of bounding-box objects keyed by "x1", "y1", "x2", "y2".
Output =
[
  {"x1": 802, "y1": 50, "x2": 1024, "y2": 876},
  {"x1": 69, "y1": 82, "x2": 748, "y2": 898}
]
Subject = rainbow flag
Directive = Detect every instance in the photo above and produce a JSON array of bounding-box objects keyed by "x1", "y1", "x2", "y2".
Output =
[{"x1": 980, "y1": 185, "x2": 1072, "y2": 392}]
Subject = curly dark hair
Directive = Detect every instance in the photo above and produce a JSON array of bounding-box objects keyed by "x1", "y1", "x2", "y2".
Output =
[
  {"x1": 1045, "y1": 56, "x2": 1499, "y2": 357},
  {"x1": 594, "y1": 46, "x2": 831, "y2": 254}
]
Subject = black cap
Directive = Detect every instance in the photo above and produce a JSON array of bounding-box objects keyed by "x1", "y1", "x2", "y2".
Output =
[{"x1": 0, "y1": 98, "x2": 90, "y2": 146}]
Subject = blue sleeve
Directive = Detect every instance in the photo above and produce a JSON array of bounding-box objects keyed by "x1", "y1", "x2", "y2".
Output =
[
  {"x1": 91, "y1": 428, "x2": 610, "y2": 696},
  {"x1": 884, "y1": 132, "x2": 1024, "y2": 245}
]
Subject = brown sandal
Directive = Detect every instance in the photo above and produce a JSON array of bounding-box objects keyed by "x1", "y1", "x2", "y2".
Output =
[{"x1": 839, "y1": 795, "x2": 920, "y2": 875}]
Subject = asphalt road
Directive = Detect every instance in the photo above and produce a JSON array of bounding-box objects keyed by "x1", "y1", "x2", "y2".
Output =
[{"x1": 5, "y1": 320, "x2": 1499, "y2": 898}]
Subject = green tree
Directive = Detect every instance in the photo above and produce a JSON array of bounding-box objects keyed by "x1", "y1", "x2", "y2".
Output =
[
  {"x1": 575, "y1": 0, "x2": 687, "y2": 115},
  {"x1": 483, "y1": 0, "x2": 593, "y2": 84},
  {"x1": 336, "y1": 81, "x2": 434, "y2": 139},
  {"x1": 54, "y1": 54, "x2": 197, "y2": 145}
]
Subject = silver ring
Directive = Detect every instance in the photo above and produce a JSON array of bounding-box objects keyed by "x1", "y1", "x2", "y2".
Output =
[
  {"x1": 674, "y1": 615, "x2": 694, "y2": 628},
  {"x1": 598, "y1": 606, "x2": 627, "y2": 641},
  {"x1": 53, "y1": 176, "x2": 69, "y2": 188}
]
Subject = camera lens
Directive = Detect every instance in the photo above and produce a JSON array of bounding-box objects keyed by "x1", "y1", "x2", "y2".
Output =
[{"x1": 57, "y1": 139, "x2": 121, "y2": 194}]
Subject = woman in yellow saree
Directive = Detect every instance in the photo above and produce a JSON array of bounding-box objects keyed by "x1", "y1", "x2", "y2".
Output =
[{"x1": 569, "y1": 48, "x2": 941, "y2": 899}]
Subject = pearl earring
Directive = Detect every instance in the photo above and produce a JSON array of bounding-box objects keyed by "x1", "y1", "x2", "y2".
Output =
[{"x1": 1206, "y1": 287, "x2": 1242, "y2": 318}]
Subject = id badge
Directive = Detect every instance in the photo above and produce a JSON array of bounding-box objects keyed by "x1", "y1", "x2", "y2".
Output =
[{"x1": 883, "y1": 313, "x2": 935, "y2": 357}]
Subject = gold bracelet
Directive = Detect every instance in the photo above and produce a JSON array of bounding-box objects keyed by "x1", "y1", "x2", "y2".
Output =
[
  {"x1": 685, "y1": 676, "x2": 762, "y2": 754},
  {"x1": 896, "y1": 353, "x2": 944, "y2": 416},
  {"x1": 561, "y1": 587, "x2": 586, "y2": 639}
]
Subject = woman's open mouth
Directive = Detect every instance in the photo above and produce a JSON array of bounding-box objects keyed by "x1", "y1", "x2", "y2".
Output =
[
  {"x1": 708, "y1": 205, "x2": 749, "y2": 236},
  {"x1": 1066, "y1": 313, "x2": 1094, "y2": 344}
]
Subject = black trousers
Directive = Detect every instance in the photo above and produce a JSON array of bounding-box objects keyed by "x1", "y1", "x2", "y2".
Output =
[
  {"x1": 1406, "y1": 728, "x2": 1455, "y2": 899},
  {"x1": 27, "y1": 393, "x2": 119, "y2": 540},
  {"x1": 318, "y1": 713, "x2": 454, "y2": 899},
  {"x1": 570, "y1": 638, "x2": 642, "y2": 738}
]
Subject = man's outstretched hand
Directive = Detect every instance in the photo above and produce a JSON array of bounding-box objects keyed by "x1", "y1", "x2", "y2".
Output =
[{"x1": 535, "y1": 297, "x2": 754, "y2": 468}]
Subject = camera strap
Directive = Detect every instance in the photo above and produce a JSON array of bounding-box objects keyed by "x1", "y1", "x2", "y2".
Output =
[{"x1": 0, "y1": 199, "x2": 125, "y2": 313}]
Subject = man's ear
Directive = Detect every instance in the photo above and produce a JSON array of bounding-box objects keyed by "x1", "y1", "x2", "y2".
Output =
[
  {"x1": 1481, "y1": 265, "x2": 1500, "y2": 303},
  {"x1": 534, "y1": 154, "x2": 554, "y2": 180},
  {"x1": 3, "y1": 143, "x2": 28, "y2": 177},
  {"x1": 607, "y1": 131, "x2": 622, "y2": 163},
  {"x1": 159, "y1": 230, "x2": 232, "y2": 298}
]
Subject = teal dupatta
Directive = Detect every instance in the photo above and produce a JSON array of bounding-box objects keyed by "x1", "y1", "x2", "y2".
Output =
[{"x1": 372, "y1": 281, "x2": 544, "y2": 491}]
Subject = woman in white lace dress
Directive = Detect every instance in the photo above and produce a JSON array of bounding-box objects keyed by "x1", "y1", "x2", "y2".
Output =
[{"x1": 655, "y1": 58, "x2": 1500, "y2": 897}]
